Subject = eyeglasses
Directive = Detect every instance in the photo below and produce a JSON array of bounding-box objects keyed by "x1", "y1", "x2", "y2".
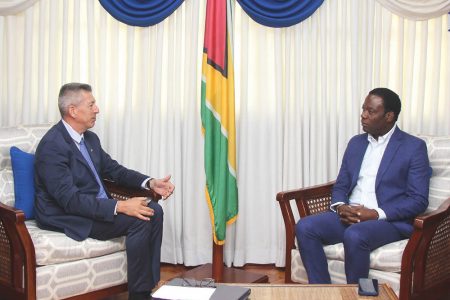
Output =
[{"x1": 181, "y1": 277, "x2": 216, "y2": 288}]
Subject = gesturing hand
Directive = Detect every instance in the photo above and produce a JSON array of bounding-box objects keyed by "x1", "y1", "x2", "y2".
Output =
[
  {"x1": 149, "y1": 175, "x2": 175, "y2": 200},
  {"x1": 116, "y1": 197, "x2": 154, "y2": 221}
]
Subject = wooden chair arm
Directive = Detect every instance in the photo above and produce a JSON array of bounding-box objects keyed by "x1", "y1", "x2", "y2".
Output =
[
  {"x1": 0, "y1": 202, "x2": 36, "y2": 300},
  {"x1": 103, "y1": 179, "x2": 162, "y2": 202},
  {"x1": 400, "y1": 197, "x2": 450, "y2": 300},
  {"x1": 278, "y1": 181, "x2": 335, "y2": 217},
  {"x1": 276, "y1": 181, "x2": 334, "y2": 283},
  {"x1": 413, "y1": 198, "x2": 450, "y2": 228}
]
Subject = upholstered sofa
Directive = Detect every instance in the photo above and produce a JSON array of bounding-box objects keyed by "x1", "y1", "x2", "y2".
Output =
[
  {"x1": 0, "y1": 124, "x2": 160, "y2": 300},
  {"x1": 277, "y1": 135, "x2": 450, "y2": 300}
]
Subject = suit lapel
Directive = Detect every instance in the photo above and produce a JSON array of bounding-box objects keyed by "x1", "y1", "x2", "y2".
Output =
[
  {"x1": 376, "y1": 127, "x2": 403, "y2": 189},
  {"x1": 351, "y1": 137, "x2": 369, "y2": 189},
  {"x1": 56, "y1": 121, "x2": 96, "y2": 176}
]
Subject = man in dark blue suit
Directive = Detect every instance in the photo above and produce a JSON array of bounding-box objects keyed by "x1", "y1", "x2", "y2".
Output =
[
  {"x1": 34, "y1": 82, "x2": 174, "y2": 300},
  {"x1": 295, "y1": 88, "x2": 431, "y2": 284}
]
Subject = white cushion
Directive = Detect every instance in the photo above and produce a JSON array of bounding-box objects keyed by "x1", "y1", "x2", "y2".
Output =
[
  {"x1": 0, "y1": 123, "x2": 52, "y2": 169},
  {"x1": 0, "y1": 168, "x2": 15, "y2": 207},
  {"x1": 291, "y1": 249, "x2": 401, "y2": 296},
  {"x1": 322, "y1": 239, "x2": 407, "y2": 272},
  {"x1": 26, "y1": 220, "x2": 126, "y2": 266},
  {"x1": 418, "y1": 135, "x2": 450, "y2": 212},
  {"x1": 36, "y1": 251, "x2": 127, "y2": 300}
]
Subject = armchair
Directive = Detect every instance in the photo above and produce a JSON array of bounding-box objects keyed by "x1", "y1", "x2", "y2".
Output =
[
  {"x1": 277, "y1": 135, "x2": 450, "y2": 300},
  {"x1": 0, "y1": 124, "x2": 161, "y2": 300}
]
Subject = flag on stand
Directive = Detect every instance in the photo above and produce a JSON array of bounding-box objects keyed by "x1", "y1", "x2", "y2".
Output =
[{"x1": 201, "y1": 0, "x2": 238, "y2": 245}]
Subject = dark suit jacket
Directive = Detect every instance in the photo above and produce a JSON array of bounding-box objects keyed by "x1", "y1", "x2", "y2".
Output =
[
  {"x1": 34, "y1": 121, "x2": 148, "y2": 241},
  {"x1": 332, "y1": 127, "x2": 431, "y2": 236}
]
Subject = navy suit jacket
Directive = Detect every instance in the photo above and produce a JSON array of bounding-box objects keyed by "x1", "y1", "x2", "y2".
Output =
[
  {"x1": 34, "y1": 121, "x2": 148, "y2": 241},
  {"x1": 331, "y1": 127, "x2": 431, "y2": 236}
]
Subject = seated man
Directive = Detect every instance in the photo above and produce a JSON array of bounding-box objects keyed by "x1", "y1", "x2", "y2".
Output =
[
  {"x1": 34, "y1": 82, "x2": 174, "y2": 300},
  {"x1": 295, "y1": 87, "x2": 431, "y2": 284}
]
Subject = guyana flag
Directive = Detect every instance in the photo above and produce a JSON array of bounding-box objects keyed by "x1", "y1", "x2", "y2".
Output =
[{"x1": 201, "y1": 0, "x2": 238, "y2": 245}]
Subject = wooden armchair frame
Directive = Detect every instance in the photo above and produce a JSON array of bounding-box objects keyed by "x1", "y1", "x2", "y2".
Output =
[
  {"x1": 0, "y1": 180, "x2": 161, "y2": 300},
  {"x1": 276, "y1": 181, "x2": 450, "y2": 300}
]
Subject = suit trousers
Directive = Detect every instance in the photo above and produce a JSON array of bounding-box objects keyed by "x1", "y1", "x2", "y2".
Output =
[
  {"x1": 89, "y1": 201, "x2": 163, "y2": 293},
  {"x1": 295, "y1": 211, "x2": 404, "y2": 284}
]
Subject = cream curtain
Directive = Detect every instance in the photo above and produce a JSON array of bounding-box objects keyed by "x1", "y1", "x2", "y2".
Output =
[{"x1": 1, "y1": 0, "x2": 449, "y2": 267}]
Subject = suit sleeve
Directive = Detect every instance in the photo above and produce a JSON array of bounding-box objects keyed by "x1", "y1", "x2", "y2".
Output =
[{"x1": 379, "y1": 140, "x2": 430, "y2": 221}]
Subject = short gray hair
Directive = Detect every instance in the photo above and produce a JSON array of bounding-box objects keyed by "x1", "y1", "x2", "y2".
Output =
[{"x1": 58, "y1": 83, "x2": 92, "y2": 117}]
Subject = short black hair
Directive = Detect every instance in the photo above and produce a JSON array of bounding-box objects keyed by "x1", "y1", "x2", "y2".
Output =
[{"x1": 369, "y1": 88, "x2": 401, "y2": 121}]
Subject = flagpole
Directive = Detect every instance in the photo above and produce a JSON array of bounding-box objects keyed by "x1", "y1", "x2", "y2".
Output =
[
  {"x1": 179, "y1": 241, "x2": 268, "y2": 284},
  {"x1": 212, "y1": 243, "x2": 224, "y2": 282},
  {"x1": 191, "y1": 0, "x2": 265, "y2": 284}
]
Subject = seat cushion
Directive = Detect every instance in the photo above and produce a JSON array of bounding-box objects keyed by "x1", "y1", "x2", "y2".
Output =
[
  {"x1": 26, "y1": 220, "x2": 126, "y2": 266},
  {"x1": 291, "y1": 249, "x2": 401, "y2": 296},
  {"x1": 322, "y1": 239, "x2": 407, "y2": 272},
  {"x1": 36, "y1": 251, "x2": 127, "y2": 300}
]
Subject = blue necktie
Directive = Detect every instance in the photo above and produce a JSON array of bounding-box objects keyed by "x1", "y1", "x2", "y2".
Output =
[{"x1": 79, "y1": 138, "x2": 108, "y2": 199}]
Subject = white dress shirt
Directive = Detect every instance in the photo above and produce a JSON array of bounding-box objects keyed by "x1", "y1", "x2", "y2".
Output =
[{"x1": 332, "y1": 125, "x2": 397, "y2": 220}]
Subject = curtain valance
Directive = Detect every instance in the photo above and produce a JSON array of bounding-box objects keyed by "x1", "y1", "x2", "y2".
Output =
[
  {"x1": 98, "y1": 0, "x2": 184, "y2": 27},
  {"x1": 0, "y1": 0, "x2": 38, "y2": 15},
  {"x1": 236, "y1": 0, "x2": 325, "y2": 28},
  {"x1": 375, "y1": 0, "x2": 450, "y2": 20}
]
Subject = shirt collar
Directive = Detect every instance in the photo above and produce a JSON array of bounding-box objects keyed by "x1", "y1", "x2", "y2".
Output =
[
  {"x1": 62, "y1": 119, "x2": 84, "y2": 144},
  {"x1": 367, "y1": 124, "x2": 397, "y2": 145}
]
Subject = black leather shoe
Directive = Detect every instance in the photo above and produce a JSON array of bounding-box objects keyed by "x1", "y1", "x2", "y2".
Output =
[{"x1": 128, "y1": 292, "x2": 151, "y2": 300}]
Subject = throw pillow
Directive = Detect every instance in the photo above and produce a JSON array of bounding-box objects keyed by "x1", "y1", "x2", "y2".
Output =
[{"x1": 10, "y1": 146, "x2": 35, "y2": 219}]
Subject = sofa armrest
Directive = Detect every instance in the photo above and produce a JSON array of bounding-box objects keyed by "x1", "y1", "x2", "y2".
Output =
[
  {"x1": 400, "y1": 197, "x2": 450, "y2": 300},
  {"x1": 0, "y1": 180, "x2": 161, "y2": 300},
  {"x1": 103, "y1": 179, "x2": 162, "y2": 202},
  {"x1": 0, "y1": 202, "x2": 36, "y2": 300},
  {"x1": 276, "y1": 181, "x2": 334, "y2": 283}
]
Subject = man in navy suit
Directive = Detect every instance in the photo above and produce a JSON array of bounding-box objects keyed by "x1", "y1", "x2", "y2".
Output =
[
  {"x1": 34, "y1": 83, "x2": 174, "y2": 300},
  {"x1": 295, "y1": 88, "x2": 431, "y2": 284}
]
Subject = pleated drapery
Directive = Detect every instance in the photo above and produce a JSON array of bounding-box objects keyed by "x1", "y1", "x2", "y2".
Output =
[
  {"x1": 98, "y1": 0, "x2": 184, "y2": 27},
  {"x1": 375, "y1": 0, "x2": 450, "y2": 20},
  {"x1": 236, "y1": 0, "x2": 325, "y2": 27},
  {"x1": 0, "y1": 0, "x2": 38, "y2": 15}
]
